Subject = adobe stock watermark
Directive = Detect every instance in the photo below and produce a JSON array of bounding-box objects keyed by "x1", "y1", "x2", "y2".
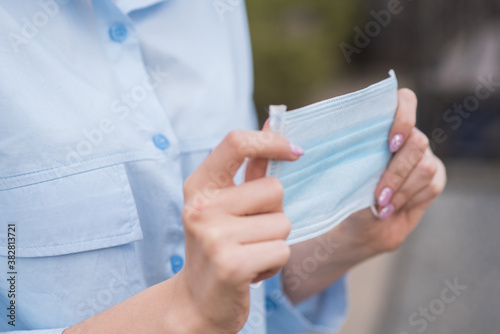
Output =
[
  {"x1": 212, "y1": 0, "x2": 242, "y2": 21},
  {"x1": 340, "y1": 0, "x2": 407, "y2": 64},
  {"x1": 242, "y1": 230, "x2": 340, "y2": 332},
  {"x1": 239, "y1": 290, "x2": 286, "y2": 334},
  {"x1": 399, "y1": 277, "x2": 467, "y2": 334},
  {"x1": 65, "y1": 65, "x2": 168, "y2": 166},
  {"x1": 283, "y1": 233, "x2": 340, "y2": 291},
  {"x1": 75, "y1": 269, "x2": 132, "y2": 319},
  {"x1": 7, "y1": 0, "x2": 72, "y2": 53},
  {"x1": 430, "y1": 73, "x2": 500, "y2": 151}
]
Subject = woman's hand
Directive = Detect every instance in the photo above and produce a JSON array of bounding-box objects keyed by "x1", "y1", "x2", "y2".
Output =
[
  {"x1": 346, "y1": 89, "x2": 446, "y2": 254},
  {"x1": 180, "y1": 131, "x2": 303, "y2": 333},
  {"x1": 283, "y1": 89, "x2": 447, "y2": 304},
  {"x1": 65, "y1": 131, "x2": 301, "y2": 334}
]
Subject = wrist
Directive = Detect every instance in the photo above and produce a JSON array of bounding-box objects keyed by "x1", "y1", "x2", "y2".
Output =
[
  {"x1": 163, "y1": 270, "x2": 222, "y2": 334},
  {"x1": 161, "y1": 271, "x2": 202, "y2": 334},
  {"x1": 333, "y1": 210, "x2": 389, "y2": 263}
]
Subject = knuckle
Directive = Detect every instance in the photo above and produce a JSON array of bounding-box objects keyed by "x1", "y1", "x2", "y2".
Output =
[
  {"x1": 182, "y1": 195, "x2": 210, "y2": 224},
  {"x1": 399, "y1": 88, "x2": 418, "y2": 109},
  {"x1": 182, "y1": 216, "x2": 200, "y2": 237},
  {"x1": 257, "y1": 130, "x2": 275, "y2": 145},
  {"x1": 378, "y1": 231, "x2": 409, "y2": 253},
  {"x1": 399, "y1": 117, "x2": 414, "y2": 130},
  {"x1": 389, "y1": 193, "x2": 404, "y2": 211},
  {"x1": 384, "y1": 239, "x2": 404, "y2": 253},
  {"x1": 428, "y1": 180, "x2": 444, "y2": 198},
  {"x1": 274, "y1": 240, "x2": 291, "y2": 263},
  {"x1": 389, "y1": 163, "x2": 409, "y2": 184},
  {"x1": 225, "y1": 130, "x2": 245, "y2": 151},
  {"x1": 226, "y1": 130, "x2": 258, "y2": 158},
  {"x1": 275, "y1": 213, "x2": 292, "y2": 237},
  {"x1": 412, "y1": 129, "x2": 430, "y2": 152},
  {"x1": 420, "y1": 158, "x2": 438, "y2": 178},
  {"x1": 202, "y1": 225, "x2": 225, "y2": 253}
]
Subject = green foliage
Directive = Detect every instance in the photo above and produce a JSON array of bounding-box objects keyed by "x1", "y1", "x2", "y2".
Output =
[{"x1": 246, "y1": 0, "x2": 362, "y2": 122}]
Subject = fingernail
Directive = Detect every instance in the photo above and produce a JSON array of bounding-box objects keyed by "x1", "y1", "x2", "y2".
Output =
[
  {"x1": 390, "y1": 134, "x2": 404, "y2": 153},
  {"x1": 379, "y1": 204, "x2": 395, "y2": 220},
  {"x1": 290, "y1": 143, "x2": 304, "y2": 156},
  {"x1": 377, "y1": 187, "x2": 393, "y2": 207}
]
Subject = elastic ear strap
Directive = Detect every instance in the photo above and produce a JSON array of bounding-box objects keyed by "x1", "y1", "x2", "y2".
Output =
[
  {"x1": 370, "y1": 204, "x2": 380, "y2": 219},
  {"x1": 250, "y1": 281, "x2": 263, "y2": 289}
]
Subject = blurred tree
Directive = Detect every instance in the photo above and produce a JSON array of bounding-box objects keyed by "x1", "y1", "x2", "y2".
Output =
[{"x1": 246, "y1": 0, "x2": 362, "y2": 123}]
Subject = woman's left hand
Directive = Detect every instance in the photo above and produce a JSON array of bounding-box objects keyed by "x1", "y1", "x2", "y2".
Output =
[
  {"x1": 339, "y1": 88, "x2": 447, "y2": 255},
  {"x1": 284, "y1": 88, "x2": 447, "y2": 304}
]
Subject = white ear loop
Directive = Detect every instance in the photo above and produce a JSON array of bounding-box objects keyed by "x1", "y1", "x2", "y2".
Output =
[
  {"x1": 370, "y1": 204, "x2": 380, "y2": 219},
  {"x1": 250, "y1": 281, "x2": 263, "y2": 289}
]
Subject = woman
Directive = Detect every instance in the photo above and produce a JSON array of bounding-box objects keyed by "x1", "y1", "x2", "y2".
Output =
[{"x1": 0, "y1": 1, "x2": 445, "y2": 333}]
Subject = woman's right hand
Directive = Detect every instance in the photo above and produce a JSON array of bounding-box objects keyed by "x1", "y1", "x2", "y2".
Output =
[
  {"x1": 178, "y1": 130, "x2": 303, "y2": 333},
  {"x1": 64, "y1": 130, "x2": 300, "y2": 334}
]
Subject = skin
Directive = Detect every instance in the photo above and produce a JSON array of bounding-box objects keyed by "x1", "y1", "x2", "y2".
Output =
[
  {"x1": 279, "y1": 89, "x2": 447, "y2": 304},
  {"x1": 65, "y1": 89, "x2": 446, "y2": 333}
]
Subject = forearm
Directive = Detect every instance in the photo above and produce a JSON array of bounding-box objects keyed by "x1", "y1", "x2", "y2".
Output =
[
  {"x1": 64, "y1": 271, "x2": 203, "y2": 334},
  {"x1": 282, "y1": 212, "x2": 378, "y2": 304},
  {"x1": 282, "y1": 252, "x2": 350, "y2": 305}
]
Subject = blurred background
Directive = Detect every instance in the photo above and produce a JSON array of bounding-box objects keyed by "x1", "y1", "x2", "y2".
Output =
[{"x1": 246, "y1": 0, "x2": 500, "y2": 333}]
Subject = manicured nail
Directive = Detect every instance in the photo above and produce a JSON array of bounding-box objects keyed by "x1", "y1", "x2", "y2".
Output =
[
  {"x1": 390, "y1": 134, "x2": 404, "y2": 153},
  {"x1": 379, "y1": 204, "x2": 395, "y2": 220},
  {"x1": 290, "y1": 143, "x2": 304, "y2": 156},
  {"x1": 377, "y1": 187, "x2": 393, "y2": 207}
]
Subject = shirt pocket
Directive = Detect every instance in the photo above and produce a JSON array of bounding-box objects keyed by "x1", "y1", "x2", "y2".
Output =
[{"x1": 0, "y1": 164, "x2": 145, "y2": 330}]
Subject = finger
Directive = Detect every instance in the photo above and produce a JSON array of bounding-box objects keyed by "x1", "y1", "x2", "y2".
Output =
[
  {"x1": 390, "y1": 148, "x2": 437, "y2": 211},
  {"x1": 252, "y1": 270, "x2": 277, "y2": 284},
  {"x1": 405, "y1": 156, "x2": 447, "y2": 210},
  {"x1": 262, "y1": 118, "x2": 270, "y2": 130},
  {"x1": 211, "y1": 177, "x2": 285, "y2": 215},
  {"x1": 240, "y1": 240, "x2": 290, "y2": 281},
  {"x1": 375, "y1": 128, "x2": 429, "y2": 207},
  {"x1": 245, "y1": 119, "x2": 272, "y2": 182},
  {"x1": 185, "y1": 130, "x2": 303, "y2": 194},
  {"x1": 230, "y1": 213, "x2": 291, "y2": 244},
  {"x1": 388, "y1": 89, "x2": 418, "y2": 153}
]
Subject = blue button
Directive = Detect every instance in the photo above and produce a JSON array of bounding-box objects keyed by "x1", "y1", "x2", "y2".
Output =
[
  {"x1": 170, "y1": 255, "x2": 184, "y2": 274},
  {"x1": 109, "y1": 23, "x2": 128, "y2": 43},
  {"x1": 153, "y1": 134, "x2": 170, "y2": 150}
]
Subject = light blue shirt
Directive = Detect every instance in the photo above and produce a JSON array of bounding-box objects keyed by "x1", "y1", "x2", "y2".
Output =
[{"x1": 0, "y1": 0, "x2": 346, "y2": 333}]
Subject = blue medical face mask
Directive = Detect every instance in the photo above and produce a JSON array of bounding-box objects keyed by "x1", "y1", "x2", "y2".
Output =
[{"x1": 266, "y1": 70, "x2": 398, "y2": 245}]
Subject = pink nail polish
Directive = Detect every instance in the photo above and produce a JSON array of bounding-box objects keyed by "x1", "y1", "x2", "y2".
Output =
[
  {"x1": 377, "y1": 187, "x2": 393, "y2": 207},
  {"x1": 290, "y1": 143, "x2": 304, "y2": 156},
  {"x1": 390, "y1": 134, "x2": 404, "y2": 153},
  {"x1": 379, "y1": 204, "x2": 395, "y2": 220}
]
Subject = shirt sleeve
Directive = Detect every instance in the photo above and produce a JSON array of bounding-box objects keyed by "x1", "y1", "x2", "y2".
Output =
[
  {"x1": 265, "y1": 271, "x2": 347, "y2": 333},
  {"x1": 1, "y1": 329, "x2": 66, "y2": 334}
]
